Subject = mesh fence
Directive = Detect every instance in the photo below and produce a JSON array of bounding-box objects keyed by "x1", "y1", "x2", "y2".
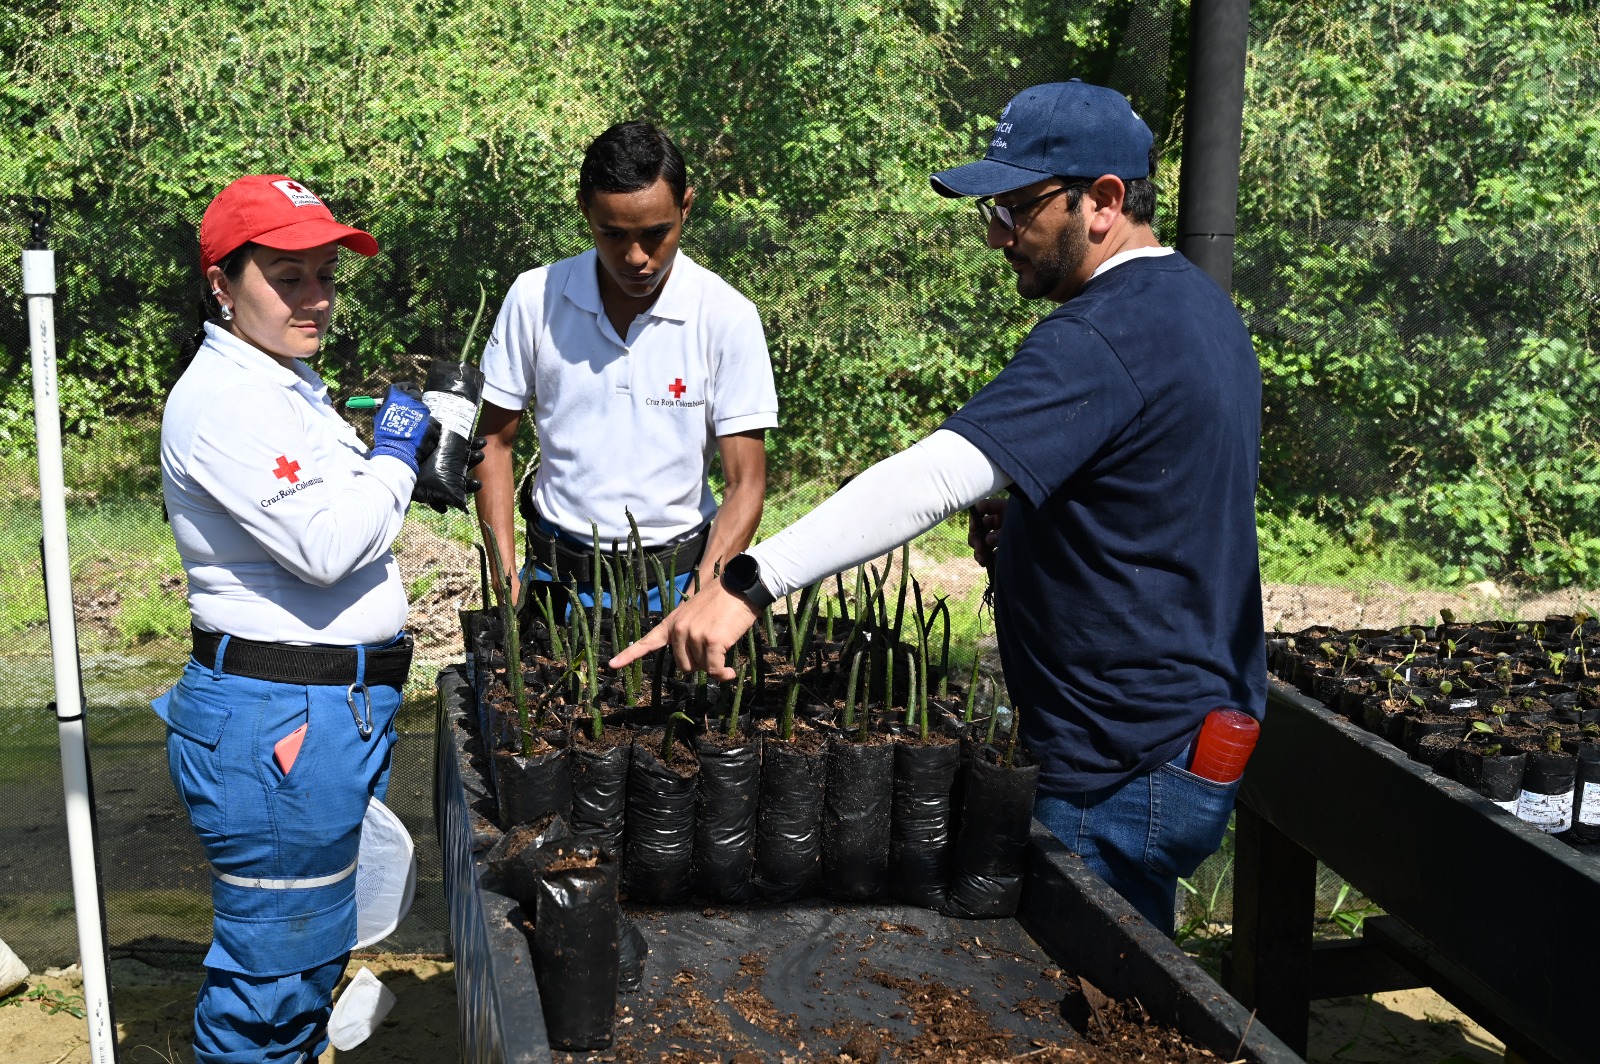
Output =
[{"x1": 2, "y1": 0, "x2": 1597, "y2": 968}]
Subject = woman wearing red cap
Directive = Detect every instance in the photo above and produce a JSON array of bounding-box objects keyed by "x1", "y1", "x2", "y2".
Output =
[{"x1": 152, "y1": 175, "x2": 437, "y2": 1062}]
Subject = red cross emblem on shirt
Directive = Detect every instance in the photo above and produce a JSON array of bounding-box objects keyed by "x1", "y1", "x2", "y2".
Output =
[
  {"x1": 272, "y1": 455, "x2": 302, "y2": 484},
  {"x1": 668, "y1": 378, "x2": 687, "y2": 399}
]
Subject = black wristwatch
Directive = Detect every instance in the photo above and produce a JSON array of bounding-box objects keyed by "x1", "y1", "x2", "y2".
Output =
[{"x1": 720, "y1": 552, "x2": 775, "y2": 610}]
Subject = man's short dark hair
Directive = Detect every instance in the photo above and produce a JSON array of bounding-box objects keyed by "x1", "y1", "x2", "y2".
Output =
[
  {"x1": 1063, "y1": 147, "x2": 1158, "y2": 226},
  {"x1": 1121, "y1": 147, "x2": 1158, "y2": 226},
  {"x1": 579, "y1": 120, "x2": 689, "y2": 205}
]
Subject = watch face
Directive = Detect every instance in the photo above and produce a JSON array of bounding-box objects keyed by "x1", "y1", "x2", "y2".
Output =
[{"x1": 723, "y1": 553, "x2": 759, "y2": 591}]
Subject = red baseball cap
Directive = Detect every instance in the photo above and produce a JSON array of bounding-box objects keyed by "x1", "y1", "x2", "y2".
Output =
[{"x1": 199, "y1": 174, "x2": 379, "y2": 274}]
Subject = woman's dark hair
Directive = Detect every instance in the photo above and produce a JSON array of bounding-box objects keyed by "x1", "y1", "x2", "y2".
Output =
[
  {"x1": 578, "y1": 120, "x2": 688, "y2": 205},
  {"x1": 174, "y1": 241, "x2": 254, "y2": 378}
]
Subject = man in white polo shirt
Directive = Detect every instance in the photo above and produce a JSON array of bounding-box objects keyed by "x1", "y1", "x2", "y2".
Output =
[{"x1": 475, "y1": 120, "x2": 778, "y2": 609}]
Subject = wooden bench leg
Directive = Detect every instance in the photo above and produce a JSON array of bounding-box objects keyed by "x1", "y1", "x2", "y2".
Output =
[{"x1": 1229, "y1": 801, "x2": 1317, "y2": 1056}]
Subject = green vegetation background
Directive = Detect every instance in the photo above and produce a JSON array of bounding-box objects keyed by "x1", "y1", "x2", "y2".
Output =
[{"x1": 1, "y1": 0, "x2": 1598, "y2": 611}]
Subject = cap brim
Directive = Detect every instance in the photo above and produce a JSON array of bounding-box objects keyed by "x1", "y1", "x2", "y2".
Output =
[
  {"x1": 930, "y1": 158, "x2": 1053, "y2": 199},
  {"x1": 252, "y1": 219, "x2": 380, "y2": 258}
]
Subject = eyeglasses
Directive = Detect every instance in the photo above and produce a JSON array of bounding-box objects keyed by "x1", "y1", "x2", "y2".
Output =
[{"x1": 976, "y1": 184, "x2": 1086, "y2": 231}]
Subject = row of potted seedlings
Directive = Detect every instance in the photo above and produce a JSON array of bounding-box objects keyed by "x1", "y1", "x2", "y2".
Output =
[
  {"x1": 1268, "y1": 612, "x2": 1600, "y2": 844},
  {"x1": 461, "y1": 525, "x2": 1040, "y2": 1049}
]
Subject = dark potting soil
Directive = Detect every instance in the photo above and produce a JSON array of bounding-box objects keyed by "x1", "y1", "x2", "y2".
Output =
[
  {"x1": 754, "y1": 719, "x2": 830, "y2": 755},
  {"x1": 545, "y1": 901, "x2": 1213, "y2": 1064},
  {"x1": 571, "y1": 720, "x2": 635, "y2": 753}
]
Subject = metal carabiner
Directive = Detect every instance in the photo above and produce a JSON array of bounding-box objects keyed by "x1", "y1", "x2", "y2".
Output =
[{"x1": 346, "y1": 681, "x2": 374, "y2": 740}]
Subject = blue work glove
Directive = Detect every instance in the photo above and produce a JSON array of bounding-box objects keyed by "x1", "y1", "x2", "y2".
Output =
[{"x1": 371, "y1": 383, "x2": 440, "y2": 474}]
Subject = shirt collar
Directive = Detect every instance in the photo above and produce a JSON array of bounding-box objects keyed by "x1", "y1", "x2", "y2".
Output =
[
  {"x1": 202, "y1": 321, "x2": 329, "y2": 398},
  {"x1": 561, "y1": 247, "x2": 697, "y2": 323},
  {"x1": 1091, "y1": 245, "x2": 1174, "y2": 280}
]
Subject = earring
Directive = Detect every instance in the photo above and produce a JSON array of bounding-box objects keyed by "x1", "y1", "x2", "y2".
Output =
[
  {"x1": 219, "y1": 303, "x2": 233, "y2": 321},
  {"x1": 212, "y1": 289, "x2": 233, "y2": 321}
]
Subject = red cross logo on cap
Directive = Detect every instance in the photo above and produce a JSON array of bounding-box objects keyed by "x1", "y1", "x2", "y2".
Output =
[
  {"x1": 668, "y1": 378, "x2": 687, "y2": 399},
  {"x1": 283, "y1": 180, "x2": 307, "y2": 195},
  {"x1": 272, "y1": 455, "x2": 301, "y2": 484}
]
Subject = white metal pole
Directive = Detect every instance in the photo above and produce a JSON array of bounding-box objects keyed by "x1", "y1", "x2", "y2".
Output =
[{"x1": 24, "y1": 202, "x2": 119, "y2": 1063}]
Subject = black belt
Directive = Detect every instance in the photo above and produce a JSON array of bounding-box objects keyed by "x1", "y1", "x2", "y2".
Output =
[
  {"x1": 522, "y1": 507, "x2": 708, "y2": 588},
  {"x1": 191, "y1": 628, "x2": 413, "y2": 688}
]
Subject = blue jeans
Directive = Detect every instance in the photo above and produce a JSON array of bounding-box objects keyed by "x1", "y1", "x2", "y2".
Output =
[{"x1": 1034, "y1": 750, "x2": 1240, "y2": 937}]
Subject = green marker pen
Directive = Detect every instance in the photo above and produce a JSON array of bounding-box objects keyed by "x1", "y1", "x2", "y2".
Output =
[{"x1": 344, "y1": 396, "x2": 380, "y2": 410}]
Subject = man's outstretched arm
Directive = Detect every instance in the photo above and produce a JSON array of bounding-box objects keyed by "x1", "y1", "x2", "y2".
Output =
[{"x1": 611, "y1": 429, "x2": 1011, "y2": 678}]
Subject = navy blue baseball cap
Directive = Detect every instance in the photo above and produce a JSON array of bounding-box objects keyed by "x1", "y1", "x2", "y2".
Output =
[{"x1": 931, "y1": 80, "x2": 1153, "y2": 198}]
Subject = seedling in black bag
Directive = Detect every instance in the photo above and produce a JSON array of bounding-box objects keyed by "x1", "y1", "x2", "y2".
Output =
[
  {"x1": 1004, "y1": 701, "x2": 1022, "y2": 768},
  {"x1": 479, "y1": 519, "x2": 528, "y2": 735},
  {"x1": 662, "y1": 711, "x2": 696, "y2": 764},
  {"x1": 778, "y1": 585, "x2": 821, "y2": 742},
  {"x1": 724, "y1": 651, "x2": 748, "y2": 740},
  {"x1": 843, "y1": 648, "x2": 865, "y2": 736}
]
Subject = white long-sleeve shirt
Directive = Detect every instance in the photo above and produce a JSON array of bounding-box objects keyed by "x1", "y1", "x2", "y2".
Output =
[{"x1": 160, "y1": 323, "x2": 416, "y2": 644}]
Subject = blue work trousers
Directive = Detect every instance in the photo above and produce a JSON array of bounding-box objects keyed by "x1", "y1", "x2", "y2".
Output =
[
  {"x1": 1033, "y1": 749, "x2": 1240, "y2": 937},
  {"x1": 153, "y1": 640, "x2": 401, "y2": 1063}
]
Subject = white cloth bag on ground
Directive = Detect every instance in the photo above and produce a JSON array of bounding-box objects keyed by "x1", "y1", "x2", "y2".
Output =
[
  {"x1": 0, "y1": 937, "x2": 27, "y2": 997},
  {"x1": 327, "y1": 965, "x2": 396, "y2": 1050},
  {"x1": 354, "y1": 796, "x2": 416, "y2": 950}
]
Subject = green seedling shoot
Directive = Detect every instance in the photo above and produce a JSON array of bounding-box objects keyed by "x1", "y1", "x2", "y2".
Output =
[
  {"x1": 906, "y1": 609, "x2": 930, "y2": 739},
  {"x1": 856, "y1": 645, "x2": 872, "y2": 743},
  {"x1": 930, "y1": 598, "x2": 951, "y2": 700},
  {"x1": 478, "y1": 519, "x2": 528, "y2": 736},
  {"x1": 1549, "y1": 651, "x2": 1568, "y2": 677},
  {"x1": 1494, "y1": 658, "x2": 1513, "y2": 696},
  {"x1": 662, "y1": 710, "x2": 695, "y2": 764},
  {"x1": 726, "y1": 653, "x2": 747, "y2": 740},
  {"x1": 537, "y1": 587, "x2": 568, "y2": 665},
  {"x1": 891, "y1": 543, "x2": 910, "y2": 639},
  {"x1": 843, "y1": 648, "x2": 865, "y2": 733},
  {"x1": 746, "y1": 629, "x2": 762, "y2": 695},
  {"x1": 1004, "y1": 701, "x2": 1021, "y2": 767}
]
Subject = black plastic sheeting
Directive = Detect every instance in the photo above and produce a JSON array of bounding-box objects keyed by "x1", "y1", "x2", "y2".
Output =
[{"x1": 617, "y1": 900, "x2": 1082, "y2": 1059}]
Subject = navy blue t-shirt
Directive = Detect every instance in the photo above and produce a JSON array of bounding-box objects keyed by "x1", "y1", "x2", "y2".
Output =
[{"x1": 942, "y1": 252, "x2": 1265, "y2": 796}]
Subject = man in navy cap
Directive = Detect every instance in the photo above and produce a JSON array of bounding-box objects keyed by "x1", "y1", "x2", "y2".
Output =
[{"x1": 612, "y1": 81, "x2": 1265, "y2": 935}]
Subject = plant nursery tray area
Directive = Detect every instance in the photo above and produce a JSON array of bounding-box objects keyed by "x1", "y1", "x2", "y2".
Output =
[
  {"x1": 436, "y1": 665, "x2": 1301, "y2": 1064},
  {"x1": 590, "y1": 901, "x2": 1112, "y2": 1063}
]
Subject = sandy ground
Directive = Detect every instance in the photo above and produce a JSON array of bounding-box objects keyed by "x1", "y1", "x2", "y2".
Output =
[{"x1": 0, "y1": 954, "x2": 456, "y2": 1064}]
